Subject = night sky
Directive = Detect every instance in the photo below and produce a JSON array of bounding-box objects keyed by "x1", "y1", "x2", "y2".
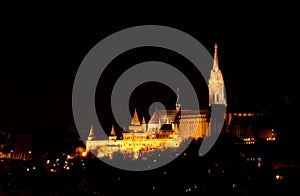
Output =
[{"x1": 0, "y1": 2, "x2": 298, "y2": 133}]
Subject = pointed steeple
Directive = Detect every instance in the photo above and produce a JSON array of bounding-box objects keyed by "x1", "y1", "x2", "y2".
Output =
[
  {"x1": 213, "y1": 43, "x2": 219, "y2": 72},
  {"x1": 109, "y1": 125, "x2": 117, "y2": 141},
  {"x1": 110, "y1": 125, "x2": 116, "y2": 136},
  {"x1": 88, "y1": 125, "x2": 94, "y2": 140},
  {"x1": 131, "y1": 108, "x2": 140, "y2": 125},
  {"x1": 208, "y1": 43, "x2": 227, "y2": 106},
  {"x1": 176, "y1": 88, "x2": 181, "y2": 111},
  {"x1": 141, "y1": 116, "x2": 147, "y2": 133},
  {"x1": 142, "y1": 116, "x2": 146, "y2": 124}
]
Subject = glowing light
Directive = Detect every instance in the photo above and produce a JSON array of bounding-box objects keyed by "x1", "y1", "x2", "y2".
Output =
[
  {"x1": 82, "y1": 151, "x2": 87, "y2": 157},
  {"x1": 33, "y1": 167, "x2": 36, "y2": 170},
  {"x1": 26, "y1": 168, "x2": 30, "y2": 172},
  {"x1": 275, "y1": 175, "x2": 284, "y2": 180},
  {"x1": 46, "y1": 160, "x2": 50, "y2": 164},
  {"x1": 28, "y1": 151, "x2": 32, "y2": 154},
  {"x1": 258, "y1": 162, "x2": 261, "y2": 168},
  {"x1": 66, "y1": 166, "x2": 70, "y2": 170},
  {"x1": 232, "y1": 183, "x2": 236, "y2": 188}
]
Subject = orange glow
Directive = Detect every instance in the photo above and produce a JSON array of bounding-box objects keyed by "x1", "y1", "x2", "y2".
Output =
[
  {"x1": 82, "y1": 151, "x2": 87, "y2": 157},
  {"x1": 257, "y1": 163, "x2": 261, "y2": 168}
]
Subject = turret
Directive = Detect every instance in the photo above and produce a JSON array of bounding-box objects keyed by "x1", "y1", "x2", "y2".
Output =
[
  {"x1": 109, "y1": 125, "x2": 117, "y2": 141},
  {"x1": 142, "y1": 116, "x2": 147, "y2": 133},
  {"x1": 175, "y1": 88, "x2": 181, "y2": 111},
  {"x1": 131, "y1": 108, "x2": 140, "y2": 125},
  {"x1": 88, "y1": 125, "x2": 95, "y2": 140}
]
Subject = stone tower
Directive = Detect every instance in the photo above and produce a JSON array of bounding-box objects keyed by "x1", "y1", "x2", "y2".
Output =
[{"x1": 208, "y1": 43, "x2": 227, "y2": 106}]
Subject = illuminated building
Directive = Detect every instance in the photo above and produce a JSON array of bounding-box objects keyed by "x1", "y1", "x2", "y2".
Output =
[
  {"x1": 0, "y1": 131, "x2": 33, "y2": 160},
  {"x1": 85, "y1": 43, "x2": 276, "y2": 157},
  {"x1": 85, "y1": 43, "x2": 228, "y2": 158}
]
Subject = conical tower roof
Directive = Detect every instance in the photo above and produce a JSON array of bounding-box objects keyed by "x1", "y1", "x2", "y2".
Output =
[
  {"x1": 142, "y1": 116, "x2": 146, "y2": 124},
  {"x1": 110, "y1": 125, "x2": 116, "y2": 136},
  {"x1": 131, "y1": 108, "x2": 140, "y2": 125},
  {"x1": 88, "y1": 125, "x2": 95, "y2": 140}
]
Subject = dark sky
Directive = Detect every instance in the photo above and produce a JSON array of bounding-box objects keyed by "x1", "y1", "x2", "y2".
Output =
[{"x1": 0, "y1": 2, "x2": 298, "y2": 132}]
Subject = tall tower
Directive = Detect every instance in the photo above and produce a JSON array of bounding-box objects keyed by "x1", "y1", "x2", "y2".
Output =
[
  {"x1": 208, "y1": 43, "x2": 227, "y2": 106},
  {"x1": 208, "y1": 43, "x2": 227, "y2": 137},
  {"x1": 175, "y1": 88, "x2": 181, "y2": 111}
]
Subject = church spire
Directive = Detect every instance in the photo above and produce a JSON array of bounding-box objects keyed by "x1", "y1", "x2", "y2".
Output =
[
  {"x1": 213, "y1": 43, "x2": 219, "y2": 72},
  {"x1": 110, "y1": 125, "x2": 116, "y2": 136},
  {"x1": 109, "y1": 125, "x2": 117, "y2": 141},
  {"x1": 176, "y1": 88, "x2": 181, "y2": 111},
  {"x1": 208, "y1": 43, "x2": 227, "y2": 106},
  {"x1": 131, "y1": 108, "x2": 140, "y2": 125},
  {"x1": 88, "y1": 125, "x2": 94, "y2": 140},
  {"x1": 142, "y1": 116, "x2": 146, "y2": 124}
]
